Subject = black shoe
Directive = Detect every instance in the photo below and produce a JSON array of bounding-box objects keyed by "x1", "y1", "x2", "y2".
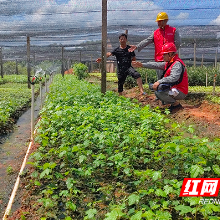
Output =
[{"x1": 169, "y1": 104, "x2": 183, "y2": 113}]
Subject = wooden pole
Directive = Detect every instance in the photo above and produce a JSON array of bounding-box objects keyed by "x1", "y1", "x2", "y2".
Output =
[
  {"x1": 33, "y1": 52, "x2": 36, "y2": 74},
  {"x1": 40, "y1": 81, "x2": 42, "y2": 109},
  {"x1": 16, "y1": 59, "x2": 18, "y2": 75},
  {"x1": 27, "y1": 36, "x2": 31, "y2": 88},
  {"x1": 213, "y1": 74, "x2": 217, "y2": 95},
  {"x1": 67, "y1": 59, "x2": 70, "y2": 70},
  {"x1": 0, "y1": 48, "x2": 3, "y2": 78},
  {"x1": 61, "y1": 46, "x2": 64, "y2": 77},
  {"x1": 201, "y1": 54, "x2": 204, "y2": 67},
  {"x1": 215, "y1": 49, "x2": 217, "y2": 68},
  {"x1": 91, "y1": 55, "x2": 93, "y2": 73},
  {"x1": 45, "y1": 72, "x2": 47, "y2": 93},
  {"x1": 125, "y1": 29, "x2": 129, "y2": 44},
  {"x1": 101, "y1": 0, "x2": 107, "y2": 94},
  {"x1": 193, "y1": 39, "x2": 196, "y2": 67},
  {"x1": 206, "y1": 72, "x2": 208, "y2": 87}
]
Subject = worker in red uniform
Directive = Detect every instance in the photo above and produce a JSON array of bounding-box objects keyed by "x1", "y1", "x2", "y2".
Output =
[
  {"x1": 129, "y1": 12, "x2": 181, "y2": 80},
  {"x1": 132, "y1": 42, "x2": 188, "y2": 113}
]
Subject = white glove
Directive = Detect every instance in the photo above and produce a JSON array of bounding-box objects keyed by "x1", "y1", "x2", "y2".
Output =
[{"x1": 168, "y1": 88, "x2": 179, "y2": 97}]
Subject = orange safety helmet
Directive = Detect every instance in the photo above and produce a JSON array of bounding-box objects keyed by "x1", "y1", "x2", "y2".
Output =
[
  {"x1": 162, "y1": 42, "x2": 177, "y2": 54},
  {"x1": 156, "y1": 12, "x2": 169, "y2": 22}
]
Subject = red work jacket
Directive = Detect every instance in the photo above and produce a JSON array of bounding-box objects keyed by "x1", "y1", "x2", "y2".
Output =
[
  {"x1": 164, "y1": 55, "x2": 188, "y2": 95},
  {"x1": 154, "y1": 25, "x2": 176, "y2": 61}
]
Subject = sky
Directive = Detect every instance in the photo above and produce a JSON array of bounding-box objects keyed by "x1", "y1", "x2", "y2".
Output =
[
  {"x1": 0, "y1": 0, "x2": 219, "y2": 47},
  {"x1": 0, "y1": 0, "x2": 219, "y2": 35}
]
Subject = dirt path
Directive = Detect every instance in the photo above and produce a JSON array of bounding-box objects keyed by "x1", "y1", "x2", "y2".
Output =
[{"x1": 123, "y1": 87, "x2": 220, "y2": 140}]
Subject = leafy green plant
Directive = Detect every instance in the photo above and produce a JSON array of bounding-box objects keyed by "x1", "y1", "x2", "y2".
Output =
[
  {"x1": 72, "y1": 62, "x2": 89, "y2": 80},
  {"x1": 3, "y1": 61, "x2": 28, "y2": 75},
  {"x1": 0, "y1": 77, "x2": 40, "y2": 134},
  {"x1": 187, "y1": 66, "x2": 220, "y2": 86},
  {"x1": 6, "y1": 165, "x2": 14, "y2": 175},
  {"x1": 187, "y1": 86, "x2": 220, "y2": 104},
  {"x1": 189, "y1": 86, "x2": 220, "y2": 93},
  {"x1": 124, "y1": 68, "x2": 157, "y2": 88},
  {"x1": 89, "y1": 72, "x2": 118, "y2": 82},
  {"x1": 130, "y1": 66, "x2": 220, "y2": 87}
]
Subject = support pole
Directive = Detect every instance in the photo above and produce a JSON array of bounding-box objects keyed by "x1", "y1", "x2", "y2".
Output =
[
  {"x1": 80, "y1": 51, "x2": 82, "y2": 63},
  {"x1": 40, "y1": 81, "x2": 42, "y2": 109},
  {"x1": 193, "y1": 39, "x2": 196, "y2": 67},
  {"x1": 31, "y1": 84, "x2": 35, "y2": 140},
  {"x1": 33, "y1": 52, "x2": 36, "y2": 75},
  {"x1": 201, "y1": 54, "x2": 204, "y2": 67},
  {"x1": 215, "y1": 49, "x2": 217, "y2": 68},
  {"x1": 16, "y1": 59, "x2": 18, "y2": 75},
  {"x1": 101, "y1": 0, "x2": 107, "y2": 94},
  {"x1": 61, "y1": 46, "x2": 64, "y2": 77},
  {"x1": 206, "y1": 72, "x2": 208, "y2": 87},
  {"x1": 125, "y1": 30, "x2": 128, "y2": 43},
  {"x1": 0, "y1": 47, "x2": 3, "y2": 78},
  {"x1": 91, "y1": 55, "x2": 93, "y2": 73},
  {"x1": 45, "y1": 73, "x2": 47, "y2": 93},
  {"x1": 213, "y1": 74, "x2": 217, "y2": 96},
  {"x1": 27, "y1": 36, "x2": 31, "y2": 88}
]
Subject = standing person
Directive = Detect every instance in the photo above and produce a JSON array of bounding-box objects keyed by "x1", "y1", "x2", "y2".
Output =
[
  {"x1": 96, "y1": 33, "x2": 145, "y2": 96},
  {"x1": 132, "y1": 42, "x2": 188, "y2": 113},
  {"x1": 129, "y1": 12, "x2": 181, "y2": 80}
]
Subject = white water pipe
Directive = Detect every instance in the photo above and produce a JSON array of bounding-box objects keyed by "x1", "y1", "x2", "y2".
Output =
[{"x1": 3, "y1": 139, "x2": 34, "y2": 219}]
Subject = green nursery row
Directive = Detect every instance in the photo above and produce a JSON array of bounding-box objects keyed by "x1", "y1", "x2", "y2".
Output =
[
  {"x1": 20, "y1": 74, "x2": 220, "y2": 220},
  {"x1": 90, "y1": 66, "x2": 220, "y2": 87},
  {"x1": 0, "y1": 75, "x2": 41, "y2": 133}
]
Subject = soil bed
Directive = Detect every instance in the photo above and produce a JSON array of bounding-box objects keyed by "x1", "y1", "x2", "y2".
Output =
[{"x1": 123, "y1": 87, "x2": 220, "y2": 140}]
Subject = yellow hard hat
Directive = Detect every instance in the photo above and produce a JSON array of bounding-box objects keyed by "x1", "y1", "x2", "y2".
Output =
[{"x1": 156, "y1": 12, "x2": 168, "y2": 22}]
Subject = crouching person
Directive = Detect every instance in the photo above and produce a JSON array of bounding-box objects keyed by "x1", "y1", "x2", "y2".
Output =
[{"x1": 132, "y1": 42, "x2": 188, "y2": 113}]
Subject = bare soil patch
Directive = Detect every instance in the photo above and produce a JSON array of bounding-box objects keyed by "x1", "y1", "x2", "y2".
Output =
[{"x1": 123, "y1": 87, "x2": 220, "y2": 139}]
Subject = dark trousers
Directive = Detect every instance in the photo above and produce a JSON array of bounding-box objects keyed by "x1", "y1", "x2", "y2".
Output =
[{"x1": 117, "y1": 67, "x2": 141, "y2": 93}]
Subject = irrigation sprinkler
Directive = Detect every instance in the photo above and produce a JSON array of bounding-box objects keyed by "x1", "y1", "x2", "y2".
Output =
[
  {"x1": 45, "y1": 68, "x2": 54, "y2": 92},
  {"x1": 49, "y1": 71, "x2": 53, "y2": 84},
  {"x1": 28, "y1": 67, "x2": 50, "y2": 140},
  {"x1": 45, "y1": 65, "x2": 59, "y2": 86},
  {"x1": 35, "y1": 68, "x2": 44, "y2": 109},
  {"x1": 51, "y1": 71, "x2": 54, "y2": 82}
]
